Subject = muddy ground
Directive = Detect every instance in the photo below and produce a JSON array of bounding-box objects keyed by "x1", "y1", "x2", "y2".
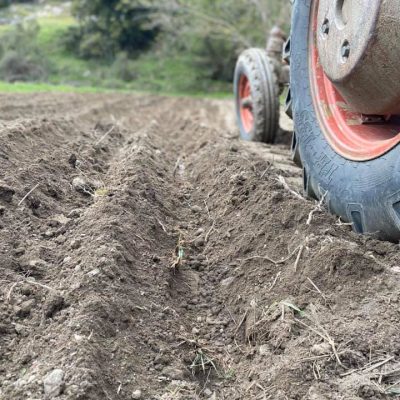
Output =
[{"x1": 0, "y1": 93, "x2": 400, "y2": 400}]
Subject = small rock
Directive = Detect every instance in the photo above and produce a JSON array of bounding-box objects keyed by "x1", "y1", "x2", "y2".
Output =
[
  {"x1": 230, "y1": 144, "x2": 239, "y2": 152},
  {"x1": 220, "y1": 277, "x2": 235, "y2": 288},
  {"x1": 194, "y1": 237, "x2": 205, "y2": 248},
  {"x1": 13, "y1": 247, "x2": 26, "y2": 257},
  {"x1": 68, "y1": 209, "x2": 82, "y2": 219},
  {"x1": 14, "y1": 323, "x2": 27, "y2": 336},
  {"x1": 192, "y1": 327, "x2": 200, "y2": 335},
  {"x1": 204, "y1": 388, "x2": 213, "y2": 397},
  {"x1": 72, "y1": 177, "x2": 91, "y2": 195},
  {"x1": 259, "y1": 344, "x2": 269, "y2": 356},
  {"x1": 0, "y1": 182, "x2": 15, "y2": 203},
  {"x1": 191, "y1": 205, "x2": 202, "y2": 214},
  {"x1": 70, "y1": 239, "x2": 82, "y2": 250},
  {"x1": 194, "y1": 228, "x2": 205, "y2": 236},
  {"x1": 51, "y1": 214, "x2": 70, "y2": 226},
  {"x1": 161, "y1": 366, "x2": 186, "y2": 381},
  {"x1": 17, "y1": 299, "x2": 35, "y2": 318},
  {"x1": 43, "y1": 230, "x2": 55, "y2": 239},
  {"x1": 55, "y1": 236, "x2": 66, "y2": 245},
  {"x1": 87, "y1": 268, "x2": 100, "y2": 276},
  {"x1": 311, "y1": 342, "x2": 331, "y2": 356},
  {"x1": 391, "y1": 266, "x2": 400, "y2": 274},
  {"x1": 43, "y1": 369, "x2": 65, "y2": 397},
  {"x1": 131, "y1": 389, "x2": 142, "y2": 399},
  {"x1": 20, "y1": 284, "x2": 32, "y2": 296}
]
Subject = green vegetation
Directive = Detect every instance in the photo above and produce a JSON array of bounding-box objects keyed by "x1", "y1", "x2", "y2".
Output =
[{"x1": 0, "y1": 1, "x2": 289, "y2": 95}]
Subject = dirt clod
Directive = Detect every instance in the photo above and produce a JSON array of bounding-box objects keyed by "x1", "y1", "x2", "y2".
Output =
[{"x1": 0, "y1": 182, "x2": 15, "y2": 203}]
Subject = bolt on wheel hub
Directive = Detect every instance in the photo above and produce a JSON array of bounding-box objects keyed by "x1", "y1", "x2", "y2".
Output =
[{"x1": 317, "y1": 0, "x2": 400, "y2": 115}]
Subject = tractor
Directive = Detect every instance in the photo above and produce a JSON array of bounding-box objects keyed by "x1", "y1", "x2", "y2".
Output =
[{"x1": 234, "y1": 0, "x2": 400, "y2": 242}]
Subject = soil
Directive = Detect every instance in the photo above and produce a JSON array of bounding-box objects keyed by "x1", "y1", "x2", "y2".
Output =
[{"x1": 1, "y1": 93, "x2": 400, "y2": 400}]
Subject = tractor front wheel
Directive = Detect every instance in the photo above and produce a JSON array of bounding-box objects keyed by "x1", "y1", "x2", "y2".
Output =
[{"x1": 234, "y1": 48, "x2": 279, "y2": 144}]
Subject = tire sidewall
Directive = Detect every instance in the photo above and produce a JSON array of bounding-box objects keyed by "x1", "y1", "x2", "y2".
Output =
[
  {"x1": 291, "y1": 0, "x2": 400, "y2": 240},
  {"x1": 234, "y1": 49, "x2": 279, "y2": 143}
]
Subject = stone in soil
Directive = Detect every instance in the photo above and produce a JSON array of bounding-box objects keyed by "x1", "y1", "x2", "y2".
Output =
[{"x1": 43, "y1": 369, "x2": 65, "y2": 397}]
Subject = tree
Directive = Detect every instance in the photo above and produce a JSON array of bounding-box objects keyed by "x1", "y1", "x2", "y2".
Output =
[
  {"x1": 68, "y1": 0, "x2": 160, "y2": 60},
  {"x1": 154, "y1": 0, "x2": 290, "y2": 82}
]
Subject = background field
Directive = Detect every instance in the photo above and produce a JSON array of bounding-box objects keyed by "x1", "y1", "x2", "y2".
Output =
[{"x1": 0, "y1": 0, "x2": 289, "y2": 96}]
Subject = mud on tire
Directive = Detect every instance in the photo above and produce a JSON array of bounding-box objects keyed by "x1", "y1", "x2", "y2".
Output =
[{"x1": 234, "y1": 48, "x2": 279, "y2": 144}]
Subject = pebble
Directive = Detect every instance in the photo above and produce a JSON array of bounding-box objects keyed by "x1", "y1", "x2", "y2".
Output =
[
  {"x1": 220, "y1": 277, "x2": 235, "y2": 287},
  {"x1": 13, "y1": 247, "x2": 26, "y2": 256},
  {"x1": 311, "y1": 342, "x2": 331, "y2": 356},
  {"x1": 14, "y1": 323, "x2": 27, "y2": 336},
  {"x1": 72, "y1": 177, "x2": 91, "y2": 195},
  {"x1": 161, "y1": 366, "x2": 186, "y2": 381},
  {"x1": 131, "y1": 389, "x2": 142, "y2": 399},
  {"x1": 17, "y1": 299, "x2": 35, "y2": 317},
  {"x1": 70, "y1": 238, "x2": 82, "y2": 250},
  {"x1": 68, "y1": 209, "x2": 82, "y2": 219},
  {"x1": 87, "y1": 268, "x2": 100, "y2": 276},
  {"x1": 259, "y1": 344, "x2": 269, "y2": 356},
  {"x1": 43, "y1": 369, "x2": 65, "y2": 397},
  {"x1": 194, "y1": 237, "x2": 205, "y2": 248},
  {"x1": 43, "y1": 230, "x2": 55, "y2": 239},
  {"x1": 191, "y1": 205, "x2": 203, "y2": 214},
  {"x1": 194, "y1": 228, "x2": 205, "y2": 236}
]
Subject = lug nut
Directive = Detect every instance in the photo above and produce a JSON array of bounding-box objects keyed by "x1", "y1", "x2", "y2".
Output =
[
  {"x1": 341, "y1": 41, "x2": 351, "y2": 60},
  {"x1": 321, "y1": 19, "x2": 330, "y2": 35}
]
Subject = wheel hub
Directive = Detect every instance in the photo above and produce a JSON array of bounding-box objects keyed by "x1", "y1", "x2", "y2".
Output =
[
  {"x1": 238, "y1": 75, "x2": 254, "y2": 133},
  {"x1": 317, "y1": 0, "x2": 400, "y2": 115}
]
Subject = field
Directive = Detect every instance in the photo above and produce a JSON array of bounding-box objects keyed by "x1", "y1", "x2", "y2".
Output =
[{"x1": 0, "y1": 93, "x2": 400, "y2": 399}]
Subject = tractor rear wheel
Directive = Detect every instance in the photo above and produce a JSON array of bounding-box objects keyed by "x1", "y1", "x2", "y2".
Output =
[
  {"x1": 234, "y1": 48, "x2": 279, "y2": 143},
  {"x1": 291, "y1": 0, "x2": 400, "y2": 241}
]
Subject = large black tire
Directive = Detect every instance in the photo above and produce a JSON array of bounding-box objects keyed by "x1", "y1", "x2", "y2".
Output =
[
  {"x1": 291, "y1": 1, "x2": 400, "y2": 241},
  {"x1": 234, "y1": 48, "x2": 279, "y2": 143}
]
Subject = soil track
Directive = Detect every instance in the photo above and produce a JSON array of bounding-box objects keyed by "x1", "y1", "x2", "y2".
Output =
[{"x1": 1, "y1": 93, "x2": 400, "y2": 400}]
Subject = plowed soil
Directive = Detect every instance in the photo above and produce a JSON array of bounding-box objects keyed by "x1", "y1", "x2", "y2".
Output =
[{"x1": 1, "y1": 93, "x2": 400, "y2": 400}]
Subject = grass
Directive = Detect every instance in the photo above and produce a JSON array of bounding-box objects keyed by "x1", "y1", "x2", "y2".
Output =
[
  {"x1": 0, "y1": 81, "x2": 114, "y2": 93},
  {"x1": 0, "y1": 81, "x2": 232, "y2": 100}
]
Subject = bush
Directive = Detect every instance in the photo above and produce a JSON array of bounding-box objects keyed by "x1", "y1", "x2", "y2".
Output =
[
  {"x1": 0, "y1": 50, "x2": 48, "y2": 82},
  {"x1": 0, "y1": 21, "x2": 51, "y2": 82},
  {"x1": 67, "y1": 0, "x2": 160, "y2": 60},
  {"x1": 0, "y1": 0, "x2": 35, "y2": 8}
]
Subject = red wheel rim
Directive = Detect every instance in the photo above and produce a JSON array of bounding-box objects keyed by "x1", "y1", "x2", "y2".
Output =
[
  {"x1": 310, "y1": 1, "x2": 400, "y2": 161},
  {"x1": 238, "y1": 74, "x2": 254, "y2": 134}
]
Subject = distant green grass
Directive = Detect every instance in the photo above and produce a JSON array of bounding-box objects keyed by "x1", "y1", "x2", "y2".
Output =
[
  {"x1": 0, "y1": 81, "x2": 112, "y2": 93},
  {"x1": 0, "y1": 81, "x2": 232, "y2": 100}
]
